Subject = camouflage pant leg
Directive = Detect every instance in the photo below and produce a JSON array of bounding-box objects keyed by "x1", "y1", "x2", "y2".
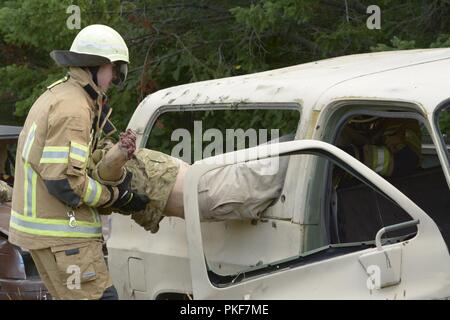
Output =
[
  {"x1": 0, "y1": 180, "x2": 12, "y2": 203},
  {"x1": 125, "y1": 149, "x2": 180, "y2": 233}
]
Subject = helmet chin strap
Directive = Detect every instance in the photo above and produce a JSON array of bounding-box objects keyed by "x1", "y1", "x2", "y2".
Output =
[{"x1": 88, "y1": 66, "x2": 100, "y2": 86}]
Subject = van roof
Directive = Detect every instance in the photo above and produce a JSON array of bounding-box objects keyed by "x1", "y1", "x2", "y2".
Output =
[{"x1": 134, "y1": 48, "x2": 450, "y2": 126}]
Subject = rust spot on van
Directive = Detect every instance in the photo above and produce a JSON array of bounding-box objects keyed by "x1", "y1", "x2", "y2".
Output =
[{"x1": 306, "y1": 110, "x2": 321, "y2": 139}]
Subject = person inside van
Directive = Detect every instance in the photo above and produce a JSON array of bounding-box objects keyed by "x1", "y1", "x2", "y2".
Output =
[{"x1": 334, "y1": 116, "x2": 422, "y2": 186}]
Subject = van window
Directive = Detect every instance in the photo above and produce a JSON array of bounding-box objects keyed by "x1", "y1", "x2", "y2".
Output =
[
  {"x1": 327, "y1": 114, "x2": 450, "y2": 250},
  {"x1": 144, "y1": 107, "x2": 300, "y2": 164}
]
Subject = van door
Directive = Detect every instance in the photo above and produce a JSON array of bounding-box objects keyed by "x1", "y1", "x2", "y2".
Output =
[{"x1": 184, "y1": 140, "x2": 450, "y2": 299}]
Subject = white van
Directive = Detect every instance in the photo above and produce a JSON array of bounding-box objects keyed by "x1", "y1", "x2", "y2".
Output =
[{"x1": 107, "y1": 48, "x2": 450, "y2": 300}]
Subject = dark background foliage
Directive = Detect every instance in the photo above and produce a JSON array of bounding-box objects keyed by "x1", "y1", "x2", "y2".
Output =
[{"x1": 0, "y1": 0, "x2": 449, "y2": 132}]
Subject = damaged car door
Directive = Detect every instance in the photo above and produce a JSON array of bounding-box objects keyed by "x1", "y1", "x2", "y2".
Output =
[{"x1": 184, "y1": 140, "x2": 450, "y2": 299}]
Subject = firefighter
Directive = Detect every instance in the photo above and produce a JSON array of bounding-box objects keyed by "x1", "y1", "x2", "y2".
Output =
[
  {"x1": 8, "y1": 24, "x2": 149, "y2": 300},
  {"x1": 336, "y1": 116, "x2": 422, "y2": 186}
]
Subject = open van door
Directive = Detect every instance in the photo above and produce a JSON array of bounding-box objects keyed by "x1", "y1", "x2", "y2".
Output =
[{"x1": 184, "y1": 140, "x2": 450, "y2": 299}]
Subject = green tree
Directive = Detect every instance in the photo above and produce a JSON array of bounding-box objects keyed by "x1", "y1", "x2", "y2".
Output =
[{"x1": 1, "y1": 0, "x2": 449, "y2": 131}]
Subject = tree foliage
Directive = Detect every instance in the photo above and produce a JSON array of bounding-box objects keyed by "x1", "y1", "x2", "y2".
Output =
[{"x1": 0, "y1": 0, "x2": 449, "y2": 130}]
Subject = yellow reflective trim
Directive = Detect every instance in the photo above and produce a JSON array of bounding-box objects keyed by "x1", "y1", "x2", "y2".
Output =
[
  {"x1": 70, "y1": 141, "x2": 88, "y2": 164},
  {"x1": 92, "y1": 180, "x2": 102, "y2": 207},
  {"x1": 23, "y1": 163, "x2": 37, "y2": 217},
  {"x1": 369, "y1": 146, "x2": 377, "y2": 171},
  {"x1": 83, "y1": 178, "x2": 102, "y2": 207},
  {"x1": 69, "y1": 152, "x2": 86, "y2": 163},
  {"x1": 40, "y1": 146, "x2": 69, "y2": 164},
  {"x1": 83, "y1": 179, "x2": 93, "y2": 204},
  {"x1": 23, "y1": 164, "x2": 29, "y2": 216},
  {"x1": 10, "y1": 222, "x2": 102, "y2": 238},
  {"x1": 70, "y1": 141, "x2": 88, "y2": 152},
  {"x1": 11, "y1": 210, "x2": 102, "y2": 228},
  {"x1": 31, "y1": 169, "x2": 37, "y2": 218},
  {"x1": 22, "y1": 122, "x2": 37, "y2": 161}
]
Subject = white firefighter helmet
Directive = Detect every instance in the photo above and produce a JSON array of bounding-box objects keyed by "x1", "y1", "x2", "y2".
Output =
[{"x1": 50, "y1": 24, "x2": 129, "y2": 86}]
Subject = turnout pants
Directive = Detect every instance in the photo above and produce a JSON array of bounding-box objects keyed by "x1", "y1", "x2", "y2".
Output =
[{"x1": 30, "y1": 240, "x2": 116, "y2": 300}]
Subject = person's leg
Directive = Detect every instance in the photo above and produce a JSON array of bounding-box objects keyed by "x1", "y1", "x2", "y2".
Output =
[
  {"x1": 34, "y1": 240, "x2": 113, "y2": 300},
  {"x1": 30, "y1": 248, "x2": 60, "y2": 299}
]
